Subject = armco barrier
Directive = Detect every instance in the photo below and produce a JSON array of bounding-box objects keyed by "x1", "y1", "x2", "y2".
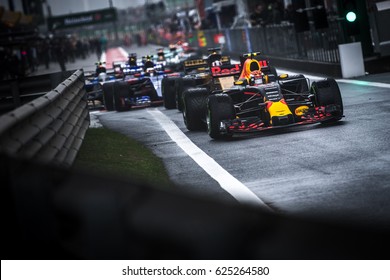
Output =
[
  {"x1": 0, "y1": 70, "x2": 90, "y2": 167},
  {"x1": 0, "y1": 70, "x2": 74, "y2": 114}
]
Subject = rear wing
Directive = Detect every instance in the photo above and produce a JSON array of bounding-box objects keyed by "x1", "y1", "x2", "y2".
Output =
[
  {"x1": 211, "y1": 64, "x2": 241, "y2": 90},
  {"x1": 184, "y1": 59, "x2": 208, "y2": 74},
  {"x1": 210, "y1": 64, "x2": 241, "y2": 77}
]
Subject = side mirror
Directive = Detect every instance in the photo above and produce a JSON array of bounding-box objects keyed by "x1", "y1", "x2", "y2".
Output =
[
  {"x1": 234, "y1": 79, "x2": 248, "y2": 86},
  {"x1": 278, "y1": 73, "x2": 289, "y2": 79}
]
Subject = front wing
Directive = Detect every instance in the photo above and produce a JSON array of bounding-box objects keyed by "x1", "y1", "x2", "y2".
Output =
[{"x1": 222, "y1": 105, "x2": 343, "y2": 134}]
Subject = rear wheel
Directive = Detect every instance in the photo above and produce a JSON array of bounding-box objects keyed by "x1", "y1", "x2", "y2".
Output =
[
  {"x1": 182, "y1": 88, "x2": 209, "y2": 131},
  {"x1": 175, "y1": 77, "x2": 196, "y2": 112},
  {"x1": 113, "y1": 81, "x2": 131, "y2": 111},
  {"x1": 207, "y1": 94, "x2": 235, "y2": 140},
  {"x1": 311, "y1": 78, "x2": 343, "y2": 123},
  {"x1": 102, "y1": 82, "x2": 115, "y2": 111},
  {"x1": 161, "y1": 77, "x2": 178, "y2": 109}
]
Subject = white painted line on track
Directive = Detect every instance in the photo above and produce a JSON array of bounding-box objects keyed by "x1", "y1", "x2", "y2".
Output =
[
  {"x1": 147, "y1": 108, "x2": 273, "y2": 210},
  {"x1": 278, "y1": 68, "x2": 390, "y2": 88},
  {"x1": 336, "y1": 79, "x2": 390, "y2": 88}
]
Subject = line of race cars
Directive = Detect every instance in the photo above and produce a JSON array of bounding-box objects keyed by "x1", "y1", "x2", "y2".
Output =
[
  {"x1": 85, "y1": 46, "x2": 344, "y2": 139},
  {"x1": 84, "y1": 42, "x2": 200, "y2": 111}
]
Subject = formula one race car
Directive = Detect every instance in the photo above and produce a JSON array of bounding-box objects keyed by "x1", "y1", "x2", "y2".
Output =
[
  {"x1": 84, "y1": 62, "x2": 116, "y2": 109},
  {"x1": 101, "y1": 55, "x2": 165, "y2": 111},
  {"x1": 85, "y1": 53, "x2": 172, "y2": 111},
  {"x1": 182, "y1": 52, "x2": 344, "y2": 139},
  {"x1": 156, "y1": 44, "x2": 199, "y2": 73},
  {"x1": 161, "y1": 47, "x2": 233, "y2": 111}
]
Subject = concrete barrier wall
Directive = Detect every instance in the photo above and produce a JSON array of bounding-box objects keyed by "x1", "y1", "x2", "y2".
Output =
[{"x1": 0, "y1": 70, "x2": 90, "y2": 167}]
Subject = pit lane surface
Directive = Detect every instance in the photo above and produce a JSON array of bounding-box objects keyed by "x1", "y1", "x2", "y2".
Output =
[
  {"x1": 97, "y1": 72, "x2": 390, "y2": 230},
  {"x1": 95, "y1": 44, "x2": 390, "y2": 230}
]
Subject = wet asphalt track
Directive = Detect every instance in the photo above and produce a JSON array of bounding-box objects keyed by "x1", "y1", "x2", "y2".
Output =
[{"x1": 97, "y1": 73, "x2": 390, "y2": 231}]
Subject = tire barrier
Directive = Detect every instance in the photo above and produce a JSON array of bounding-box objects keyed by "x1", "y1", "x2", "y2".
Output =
[{"x1": 0, "y1": 70, "x2": 90, "y2": 167}]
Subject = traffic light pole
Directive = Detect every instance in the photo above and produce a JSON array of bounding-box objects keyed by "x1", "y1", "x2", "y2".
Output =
[{"x1": 337, "y1": 0, "x2": 373, "y2": 57}]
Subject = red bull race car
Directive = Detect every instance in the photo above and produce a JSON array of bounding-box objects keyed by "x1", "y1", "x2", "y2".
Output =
[
  {"x1": 182, "y1": 52, "x2": 344, "y2": 139},
  {"x1": 161, "y1": 47, "x2": 234, "y2": 111}
]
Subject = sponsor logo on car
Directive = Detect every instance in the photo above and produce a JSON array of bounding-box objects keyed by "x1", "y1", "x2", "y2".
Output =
[
  {"x1": 295, "y1": 105, "x2": 309, "y2": 116},
  {"x1": 211, "y1": 64, "x2": 240, "y2": 76}
]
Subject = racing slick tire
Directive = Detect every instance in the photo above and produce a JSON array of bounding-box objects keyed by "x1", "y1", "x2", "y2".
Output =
[
  {"x1": 207, "y1": 94, "x2": 235, "y2": 140},
  {"x1": 175, "y1": 77, "x2": 196, "y2": 112},
  {"x1": 311, "y1": 78, "x2": 343, "y2": 123},
  {"x1": 113, "y1": 81, "x2": 131, "y2": 111},
  {"x1": 182, "y1": 88, "x2": 209, "y2": 131},
  {"x1": 162, "y1": 76, "x2": 178, "y2": 109},
  {"x1": 102, "y1": 82, "x2": 115, "y2": 111}
]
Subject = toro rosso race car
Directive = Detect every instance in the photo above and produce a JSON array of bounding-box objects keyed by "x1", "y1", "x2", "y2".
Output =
[
  {"x1": 85, "y1": 53, "x2": 173, "y2": 111},
  {"x1": 181, "y1": 52, "x2": 344, "y2": 139}
]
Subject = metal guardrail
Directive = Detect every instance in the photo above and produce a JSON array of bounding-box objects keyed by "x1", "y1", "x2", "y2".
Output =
[
  {"x1": 0, "y1": 70, "x2": 75, "y2": 114},
  {"x1": 0, "y1": 70, "x2": 90, "y2": 167}
]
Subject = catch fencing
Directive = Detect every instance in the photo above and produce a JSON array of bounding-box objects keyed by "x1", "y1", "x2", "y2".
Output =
[
  {"x1": 149, "y1": 19, "x2": 347, "y2": 76},
  {"x1": 194, "y1": 20, "x2": 344, "y2": 64},
  {"x1": 0, "y1": 70, "x2": 90, "y2": 167}
]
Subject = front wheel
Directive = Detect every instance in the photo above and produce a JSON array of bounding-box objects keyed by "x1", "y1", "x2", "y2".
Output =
[
  {"x1": 207, "y1": 94, "x2": 235, "y2": 140},
  {"x1": 311, "y1": 78, "x2": 343, "y2": 123}
]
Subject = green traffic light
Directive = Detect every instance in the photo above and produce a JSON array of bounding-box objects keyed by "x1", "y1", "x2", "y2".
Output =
[{"x1": 346, "y1": 11, "x2": 357, "y2": 22}]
